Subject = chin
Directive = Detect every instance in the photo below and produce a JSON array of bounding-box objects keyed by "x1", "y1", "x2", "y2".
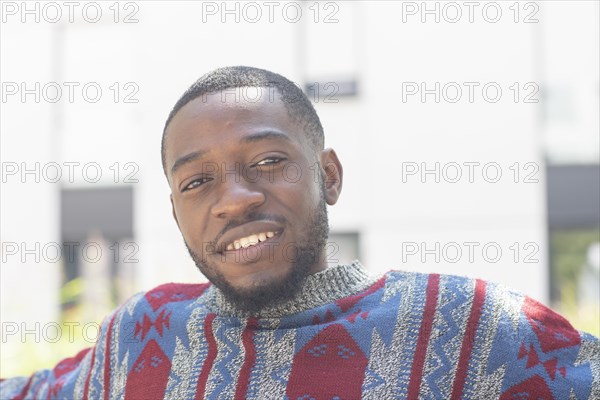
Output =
[
  {"x1": 227, "y1": 263, "x2": 292, "y2": 291},
  {"x1": 185, "y1": 235, "x2": 320, "y2": 313}
]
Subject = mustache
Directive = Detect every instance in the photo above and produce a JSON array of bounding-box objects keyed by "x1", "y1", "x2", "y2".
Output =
[{"x1": 209, "y1": 212, "x2": 287, "y2": 250}]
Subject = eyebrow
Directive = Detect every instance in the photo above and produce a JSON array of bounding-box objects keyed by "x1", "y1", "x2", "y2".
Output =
[
  {"x1": 170, "y1": 130, "x2": 292, "y2": 176},
  {"x1": 171, "y1": 149, "x2": 207, "y2": 176},
  {"x1": 240, "y1": 130, "x2": 292, "y2": 144}
]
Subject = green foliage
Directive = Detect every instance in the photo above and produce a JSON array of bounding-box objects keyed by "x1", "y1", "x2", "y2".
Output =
[{"x1": 550, "y1": 228, "x2": 600, "y2": 336}]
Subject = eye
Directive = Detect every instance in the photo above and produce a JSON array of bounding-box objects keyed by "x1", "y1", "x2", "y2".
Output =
[
  {"x1": 254, "y1": 157, "x2": 285, "y2": 167},
  {"x1": 181, "y1": 176, "x2": 212, "y2": 192}
]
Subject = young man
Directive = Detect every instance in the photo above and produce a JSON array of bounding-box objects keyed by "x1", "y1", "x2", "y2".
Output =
[{"x1": 2, "y1": 66, "x2": 598, "y2": 399}]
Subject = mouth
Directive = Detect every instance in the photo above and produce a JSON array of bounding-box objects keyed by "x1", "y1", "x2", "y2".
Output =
[
  {"x1": 215, "y1": 220, "x2": 285, "y2": 255},
  {"x1": 225, "y1": 231, "x2": 277, "y2": 251}
]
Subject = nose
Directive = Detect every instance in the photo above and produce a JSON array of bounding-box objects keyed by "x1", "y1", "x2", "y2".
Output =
[{"x1": 210, "y1": 178, "x2": 266, "y2": 219}]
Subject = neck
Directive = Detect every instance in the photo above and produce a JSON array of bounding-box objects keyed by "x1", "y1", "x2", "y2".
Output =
[{"x1": 205, "y1": 261, "x2": 375, "y2": 319}]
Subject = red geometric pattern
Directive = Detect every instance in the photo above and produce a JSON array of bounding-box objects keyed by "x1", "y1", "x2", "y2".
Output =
[
  {"x1": 286, "y1": 324, "x2": 368, "y2": 400},
  {"x1": 124, "y1": 339, "x2": 171, "y2": 400},
  {"x1": 346, "y1": 308, "x2": 369, "y2": 323},
  {"x1": 2, "y1": 269, "x2": 597, "y2": 400},
  {"x1": 46, "y1": 350, "x2": 92, "y2": 400},
  {"x1": 52, "y1": 348, "x2": 91, "y2": 379},
  {"x1": 518, "y1": 343, "x2": 528, "y2": 359},
  {"x1": 525, "y1": 344, "x2": 540, "y2": 369},
  {"x1": 544, "y1": 357, "x2": 567, "y2": 381},
  {"x1": 311, "y1": 309, "x2": 337, "y2": 325},
  {"x1": 47, "y1": 376, "x2": 67, "y2": 399},
  {"x1": 144, "y1": 283, "x2": 210, "y2": 312},
  {"x1": 335, "y1": 276, "x2": 386, "y2": 313},
  {"x1": 516, "y1": 342, "x2": 569, "y2": 382},
  {"x1": 522, "y1": 297, "x2": 581, "y2": 353},
  {"x1": 500, "y1": 375, "x2": 553, "y2": 399},
  {"x1": 134, "y1": 309, "x2": 171, "y2": 341}
]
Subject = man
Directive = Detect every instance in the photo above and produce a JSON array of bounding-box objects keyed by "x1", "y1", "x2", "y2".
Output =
[{"x1": 1, "y1": 66, "x2": 598, "y2": 399}]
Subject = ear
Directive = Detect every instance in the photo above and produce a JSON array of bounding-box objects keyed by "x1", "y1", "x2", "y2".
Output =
[
  {"x1": 318, "y1": 148, "x2": 343, "y2": 205},
  {"x1": 170, "y1": 194, "x2": 180, "y2": 228}
]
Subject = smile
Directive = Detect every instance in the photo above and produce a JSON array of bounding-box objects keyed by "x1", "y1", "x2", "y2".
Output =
[
  {"x1": 225, "y1": 231, "x2": 276, "y2": 251},
  {"x1": 215, "y1": 220, "x2": 285, "y2": 254}
]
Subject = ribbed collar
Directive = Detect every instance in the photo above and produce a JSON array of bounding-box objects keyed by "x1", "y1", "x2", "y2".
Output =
[{"x1": 204, "y1": 261, "x2": 377, "y2": 319}]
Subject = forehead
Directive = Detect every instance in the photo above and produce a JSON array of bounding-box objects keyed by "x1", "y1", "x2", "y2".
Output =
[{"x1": 165, "y1": 87, "x2": 307, "y2": 165}]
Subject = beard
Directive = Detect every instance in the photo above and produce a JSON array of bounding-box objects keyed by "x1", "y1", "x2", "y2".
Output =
[{"x1": 184, "y1": 184, "x2": 329, "y2": 315}]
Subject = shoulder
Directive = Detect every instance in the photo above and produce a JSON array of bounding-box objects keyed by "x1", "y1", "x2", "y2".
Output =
[
  {"x1": 137, "y1": 282, "x2": 212, "y2": 311},
  {"x1": 118, "y1": 281, "x2": 212, "y2": 314},
  {"x1": 381, "y1": 268, "x2": 533, "y2": 312},
  {"x1": 105, "y1": 281, "x2": 213, "y2": 341},
  {"x1": 380, "y1": 268, "x2": 588, "y2": 338},
  {"x1": 381, "y1": 268, "x2": 599, "y2": 397},
  {"x1": 378, "y1": 269, "x2": 596, "y2": 359}
]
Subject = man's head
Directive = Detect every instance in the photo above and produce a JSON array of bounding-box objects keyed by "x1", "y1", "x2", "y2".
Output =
[
  {"x1": 161, "y1": 66, "x2": 325, "y2": 173},
  {"x1": 162, "y1": 66, "x2": 343, "y2": 314}
]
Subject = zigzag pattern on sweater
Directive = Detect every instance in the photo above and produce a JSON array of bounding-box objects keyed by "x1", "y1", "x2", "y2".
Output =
[{"x1": 1, "y1": 263, "x2": 598, "y2": 399}]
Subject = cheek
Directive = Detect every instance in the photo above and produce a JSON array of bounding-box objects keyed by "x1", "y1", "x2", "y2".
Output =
[
  {"x1": 276, "y1": 172, "x2": 321, "y2": 210},
  {"x1": 173, "y1": 200, "x2": 209, "y2": 245}
]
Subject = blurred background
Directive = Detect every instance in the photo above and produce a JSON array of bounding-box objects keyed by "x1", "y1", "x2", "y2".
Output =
[{"x1": 1, "y1": 0, "x2": 598, "y2": 377}]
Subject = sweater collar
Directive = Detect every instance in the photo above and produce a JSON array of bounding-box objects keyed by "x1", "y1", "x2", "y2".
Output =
[{"x1": 205, "y1": 261, "x2": 376, "y2": 319}]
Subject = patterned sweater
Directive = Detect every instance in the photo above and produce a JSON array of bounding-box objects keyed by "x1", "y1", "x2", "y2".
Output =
[{"x1": 1, "y1": 262, "x2": 598, "y2": 399}]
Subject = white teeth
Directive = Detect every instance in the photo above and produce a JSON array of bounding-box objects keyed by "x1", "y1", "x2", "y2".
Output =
[
  {"x1": 225, "y1": 231, "x2": 277, "y2": 251},
  {"x1": 243, "y1": 234, "x2": 259, "y2": 248}
]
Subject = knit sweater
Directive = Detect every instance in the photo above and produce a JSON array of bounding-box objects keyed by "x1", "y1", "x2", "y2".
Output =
[{"x1": 1, "y1": 262, "x2": 598, "y2": 399}]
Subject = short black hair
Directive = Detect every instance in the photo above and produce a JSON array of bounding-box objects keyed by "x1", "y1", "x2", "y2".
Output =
[{"x1": 161, "y1": 66, "x2": 324, "y2": 175}]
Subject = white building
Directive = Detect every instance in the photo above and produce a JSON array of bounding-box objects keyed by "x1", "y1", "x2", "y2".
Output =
[{"x1": 1, "y1": 1, "x2": 598, "y2": 376}]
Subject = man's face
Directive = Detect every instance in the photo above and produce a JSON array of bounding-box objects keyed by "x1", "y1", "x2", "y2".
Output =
[{"x1": 165, "y1": 87, "x2": 342, "y2": 312}]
